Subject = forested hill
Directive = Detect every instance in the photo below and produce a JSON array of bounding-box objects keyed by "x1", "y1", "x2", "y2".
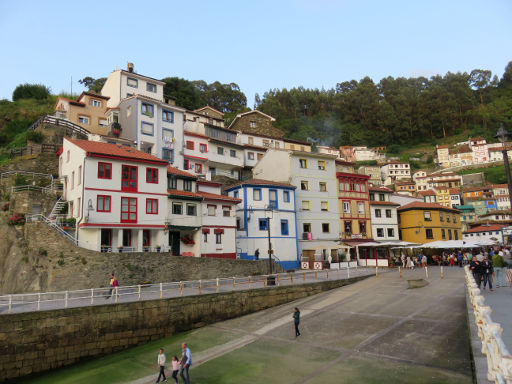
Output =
[{"x1": 254, "y1": 62, "x2": 512, "y2": 148}]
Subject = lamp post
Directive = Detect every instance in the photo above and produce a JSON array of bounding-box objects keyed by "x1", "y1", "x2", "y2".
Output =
[{"x1": 495, "y1": 124, "x2": 512, "y2": 211}]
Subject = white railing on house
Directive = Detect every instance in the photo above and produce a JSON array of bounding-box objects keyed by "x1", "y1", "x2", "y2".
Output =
[
  {"x1": 465, "y1": 265, "x2": 512, "y2": 383},
  {"x1": 10, "y1": 185, "x2": 57, "y2": 195},
  {"x1": 0, "y1": 267, "x2": 376, "y2": 315}
]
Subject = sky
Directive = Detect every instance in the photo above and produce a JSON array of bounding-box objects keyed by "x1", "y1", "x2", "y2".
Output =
[{"x1": 1, "y1": 0, "x2": 511, "y2": 107}]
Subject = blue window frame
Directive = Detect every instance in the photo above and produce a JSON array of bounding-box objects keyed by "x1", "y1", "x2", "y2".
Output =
[
  {"x1": 162, "y1": 110, "x2": 174, "y2": 122},
  {"x1": 283, "y1": 190, "x2": 290, "y2": 202},
  {"x1": 253, "y1": 188, "x2": 262, "y2": 201},
  {"x1": 141, "y1": 102, "x2": 154, "y2": 117},
  {"x1": 141, "y1": 121, "x2": 154, "y2": 136},
  {"x1": 269, "y1": 189, "x2": 277, "y2": 209},
  {"x1": 259, "y1": 218, "x2": 269, "y2": 231},
  {"x1": 234, "y1": 191, "x2": 239, "y2": 198},
  {"x1": 281, "y1": 220, "x2": 289, "y2": 235}
]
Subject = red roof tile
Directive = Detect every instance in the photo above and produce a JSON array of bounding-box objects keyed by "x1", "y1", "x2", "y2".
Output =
[
  {"x1": 167, "y1": 189, "x2": 202, "y2": 199},
  {"x1": 184, "y1": 131, "x2": 210, "y2": 140},
  {"x1": 419, "y1": 190, "x2": 436, "y2": 196},
  {"x1": 227, "y1": 179, "x2": 295, "y2": 190},
  {"x1": 66, "y1": 138, "x2": 167, "y2": 164},
  {"x1": 196, "y1": 191, "x2": 241, "y2": 203},
  {"x1": 398, "y1": 201, "x2": 460, "y2": 213},
  {"x1": 167, "y1": 165, "x2": 197, "y2": 179},
  {"x1": 463, "y1": 224, "x2": 505, "y2": 233},
  {"x1": 369, "y1": 186, "x2": 392, "y2": 192},
  {"x1": 369, "y1": 201, "x2": 400, "y2": 206}
]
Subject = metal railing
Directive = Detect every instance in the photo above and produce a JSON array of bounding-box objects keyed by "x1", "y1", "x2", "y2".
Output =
[
  {"x1": 26, "y1": 214, "x2": 79, "y2": 246},
  {"x1": 0, "y1": 170, "x2": 54, "y2": 182},
  {"x1": 0, "y1": 267, "x2": 377, "y2": 315},
  {"x1": 465, "y1": 265, "x2": 512, "y2": 383},
  {"x1": 27, "y1": 115, "x2": 90, "y2": 137},
  {"x1": 9, "y1": 143, "x2": 58, "y2": 158},
  {"x1": 11, "y1": 185, "x2": 57, "y2": 195}
]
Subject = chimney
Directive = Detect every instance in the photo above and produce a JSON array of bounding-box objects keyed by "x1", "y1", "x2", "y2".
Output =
[{"x1": 127, "y1": 63, "x2": 134, "y2": 73}]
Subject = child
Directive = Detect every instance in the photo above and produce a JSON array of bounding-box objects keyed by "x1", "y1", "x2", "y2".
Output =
[{"x1": 171, "y1": 355, "x2": 180, "y2": 383}]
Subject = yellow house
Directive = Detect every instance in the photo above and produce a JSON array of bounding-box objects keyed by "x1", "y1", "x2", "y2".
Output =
[
  {"x1": 434, "y1": 187, "x2": 451, "y2": 207},
  {"x1": 55, "y1": 92, "x2": 110, "y2": 135},
  {"x1": 398, "y1": 201, "x2": 462, "y2": 244}
]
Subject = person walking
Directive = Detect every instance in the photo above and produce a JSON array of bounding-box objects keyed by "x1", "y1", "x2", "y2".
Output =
[
  {"x1": 156, "y1": 348, "x2": 167, "y2": 383},
  {"x1": 482, "y1": 256, "x2": 494, "y2": 291},
  {"x1": 406, "y1": 256, "x2": 412, "y2": 269},
  {"x1": 293, "y1": 307, "x2": 301, "y2": 337},
  {"x1": 457, "y1": 252, "x2": 463, "y2": 268},
  {"x1": 105, "y1": 272, "x2": 115, "y2": 299},
  {"x1": 170, "y1": 355, "x2": 180, "y2": 384},
  {"x1": 180, "y1": 342, "x2": 192, "y2": 384},
  {"x1": 401, "y1": 254, "x2": 406, "y2": 268},
  {"x1": 422, "y1": 255, "x2": 428, "y2": 268},
  {"x1": 492, "y1": 251, "x2": 506, "y2": 288},
  {"x1": 470, "y1": 258, "x2": 483, "y2": 288}
]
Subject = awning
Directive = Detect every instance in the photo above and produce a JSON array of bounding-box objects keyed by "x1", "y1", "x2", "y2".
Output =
[{"x1": 302, "y1": 244, "x2": 346, "y2": 251}]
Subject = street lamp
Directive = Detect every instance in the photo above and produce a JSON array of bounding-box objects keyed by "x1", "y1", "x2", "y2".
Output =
[{"x1": 495, "y1": 123, "x2": 512, "y2": 211}]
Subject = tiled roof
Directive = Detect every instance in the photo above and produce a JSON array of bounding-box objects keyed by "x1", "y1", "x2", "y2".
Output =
[
  {"x1": 66, "y1": 138, "x2": 167, "y2": 164},
  {"x1": 369, "y1": 201, "x2": 400, "y2": 206},
  {"x1": 419, "y1": 190, "x2": 436, "y2": 196},
  {"x1": 398, "y1": 201, "x2": 460, "y2": 213},
  {"x1": 226, "y1": 179, "x2": 295, "y2": 190},
  {"x1": 78, "y1": 91, "x2": 110, "y2": 101},
  {"x1": 369, "y1": 186, "x2": 392, "y2": 192},
  {"x1": 479, "y1": 210, "x2": 512, "y2": 217},
  {"x1": 449, "y1": 188, "x2": 460, "y2": 194},
  {"x1": 184, "y1": 131, "x2": 210, "y2": 140},
  {"x1": 167, "y1": 165, "x2": 197, "y2": 179},
  {"x1": 167, "y1": 189, "x2": 203, "y2": 199},
  {"x1": 463, "y1": 224, "x2": 506, "y2": 233},
  {"x1": 196, "y1": 191, "x2": 241, "y2": 203}
]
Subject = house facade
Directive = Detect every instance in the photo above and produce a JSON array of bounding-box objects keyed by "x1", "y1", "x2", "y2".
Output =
[
  {"x1": 381, "y1": 162, "x2": 411, "y2": 185},
  {"x1": 463, "y1": 224, "x2": 506, "y2": 244},
  {"x1": 369, "y1": 187, "x2": 400, "y2": 242},
  {"x1": 55, "y1": 92, "x2": 110, "y2": 135},
  {"x1": 226, "y1": 179, "x2": 299, "y2": 269}
]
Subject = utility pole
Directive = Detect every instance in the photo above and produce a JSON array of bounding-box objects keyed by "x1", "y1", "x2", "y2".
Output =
[{"x1": 267, "y1": 216, "x2": 273, "y2": 275}]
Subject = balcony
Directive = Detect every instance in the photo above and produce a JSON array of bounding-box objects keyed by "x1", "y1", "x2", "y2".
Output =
[{"x1": 108, "y1": 122, "x2": 122, "y2": 138}]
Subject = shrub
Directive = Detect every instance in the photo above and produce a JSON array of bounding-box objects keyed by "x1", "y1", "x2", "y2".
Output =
[
  {"x1": 8, "y1": 214, "x2": 25, "y2": 226},
  {"x1": 80, "y1": 257, "x2": 87, "y2": 265},
  {"x1": 26, "y1": 131, "x2": 44, "y2": 144},
  {"x1": 14, "y1": 174, "x2": 28, "y2": 186},
  {"x1": 38, "y1": 248, "x2": 47, "y2": 256},
  {"x1": 12, "y1": 83, "x2": 50, "y2": 101},
  {"x1": 57, "y1": 259, "x2": 65, "y2": 266},
  {"x1": 1, "y1": 202, "x2": 9, "y2": 211}
]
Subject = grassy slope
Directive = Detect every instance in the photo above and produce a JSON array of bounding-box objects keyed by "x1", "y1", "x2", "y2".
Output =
[{"x1": 457, "y1": 164, "x2": 507, "y2": 184}]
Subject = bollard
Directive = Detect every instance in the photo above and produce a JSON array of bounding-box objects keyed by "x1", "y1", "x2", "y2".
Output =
[
  {"x1": 179, "y1": 281, "x2": 183, "y2": 296},
  {"x1": 249, "y1": 276, "x2": 251, "y2": 289},
  {"x1": 160, "y1": 283, "x2": 163, "y2": 299},
  {"x1": 375, "y1": 266, "x2": 378, "y2": 277},
  {"x1": 303, "y1": 271, "x2": 306, "y2": 282},
  {"x1": 138, "y1": 285, "x2": 141, "y2": 301},
  {"x1": 90, "y1": 288, "x2": 94, "y2": 305},
  {"x1": 347, "y1": 267, "x2": 350, "y2": 279},
  {"x1": 198, "y1": 280, "x2": 202, "y2": 295},
  {"x1": 326, "y1": 270, "x2": 329, "y2": 280},
  {"x1": 233, "y1": 277, "x2": 236, "y2": 290},
  {"x1": 115, "y1": 287, "x2": 119, "y2": 303},
  {"x1": 399, "y1": 266, "x2": 402, "y2": 278},
  {"x1": 8, "y1": 295, "x2": 12, "y2": 314},
  {"x1": 37, "y1": 293, "x2": 41, "y2": 311},
  {"x1": 291, "y1": 272, "x2": 294, "y2": 284},
  {"x1": 216, "y1": 277, "x2": 219, "y2": 293},
  {"x1": 263, "y1": 275, "x2": 267, "y2": 288},
  {"x1": 425, "y1": 266, "x2": 428, "y2": 280},
  {"x1": 65, "y1": 291, "x2": 69, "y2": 308},
  {"x1": 338, "y1": 268, "x2": 341, "y2": 280},
  {"x1": 441, "y1": 266, "x2": 444, "y2": 279},
  {"x1": 315, "y1": 271, "x2": 318, "y2": 281},
  {"x1": 277, "y1": 273, "x2": 280, "y2": 286}
]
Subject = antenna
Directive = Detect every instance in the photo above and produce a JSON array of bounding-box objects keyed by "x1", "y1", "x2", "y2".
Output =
[{"x1": 70, "y1": 76, "x2": 73, "y2": 96}]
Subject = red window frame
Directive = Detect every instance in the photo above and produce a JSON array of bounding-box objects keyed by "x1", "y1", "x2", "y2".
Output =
[
  {"x1": 184, "y1": 159, "x2": 190, "y2": 170},
  {"x1": 121, "y1": 165, "x2": 138, "y2": 192},
  {"x1": 146, "y1": 167, "x2": 158, "y2": 184},
  {"x1": 98, "y1": 162, "x2": 112, "y2": 179},
  {"x1": 146, "y1": 198, "x2": 158, "y2": 214},
  {"x1": 195, "y1": 163, "x2": 202, "y2": 174},
  {"x1": 199, "y1": 143, "x2": 207, "y2": 153},
  {"x1": 143, "y1": 229, "x2": 151, "y2": 247},
  {"x1": 97, "y1": 195, "x2": 111, "y2": 212},
  {"x1": 186, "y1": 141, "x2": 194, "y2": 150},
  {"x1": 222, "y1": 205, "x2": 231, "y2": 217},
  {"x1": 121, "y1": 197, "x2": 137, "y2": 223}
]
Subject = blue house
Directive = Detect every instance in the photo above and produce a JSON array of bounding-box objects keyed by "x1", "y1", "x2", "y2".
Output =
[{"x1": 226, "y1": 179, "x2": 300, "y2": 270}]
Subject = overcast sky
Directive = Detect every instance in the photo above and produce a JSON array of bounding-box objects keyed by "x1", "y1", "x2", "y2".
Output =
[{"x1": 1, "y1": 0, "x2": 511, "y2": 106}]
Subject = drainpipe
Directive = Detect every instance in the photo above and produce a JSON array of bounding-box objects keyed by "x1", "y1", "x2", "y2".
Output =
[{"x1": 75, "y1": 156, "x2": 87, "y2": 245}]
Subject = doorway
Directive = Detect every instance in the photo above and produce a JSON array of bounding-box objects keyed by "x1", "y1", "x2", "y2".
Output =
[
  {"x1": 123, "y1": 229, "x2": 132, "y2": 247},
  {"x1": 169, "y1": 231, "x2": 180, "y2": 256}
]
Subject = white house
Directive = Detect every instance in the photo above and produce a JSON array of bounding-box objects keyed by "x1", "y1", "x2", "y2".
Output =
[
  {"x1": 253, "y1": 150, "x2": 341, "y2": 263},
  {"x1": 380, "y1": 161, "x2": 411, "y2": 186},
  {"x1": 183, "y1": 131, "x2": 209, "y2": 178},
  {"x1": 469, "y1": 137, "x2": 489, "y2": 164},
  {"x1": 463, "y1": 224, "x2": 506, "y2": 244},
  {"x1": 59, "y1": 138, "x2": 169, "y2": 252},
  {"x1": 368, "y1": 187, "x2": 400, "y2": 242},
  {"x1": 226, "y1": 179, "x2": 299, "y2": 270},
  {"x1": 196, "y1": 180, "x2": 241, "y2": 258}
]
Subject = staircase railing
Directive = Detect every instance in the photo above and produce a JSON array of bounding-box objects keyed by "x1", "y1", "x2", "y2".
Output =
[
  {"x1": 26, "y1": 214, "x2": 79, "y2": 246},
  {"x1": 27, "y1": 115, "x2": 90, "y2": 137},
  {"x1": 10, "y1": 185, "x2": 57, "y2": 195}
]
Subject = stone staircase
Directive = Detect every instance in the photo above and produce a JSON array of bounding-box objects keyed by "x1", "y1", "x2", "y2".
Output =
[{"x1": 48, "y1": 197, "x2": 67, "y2": 221}]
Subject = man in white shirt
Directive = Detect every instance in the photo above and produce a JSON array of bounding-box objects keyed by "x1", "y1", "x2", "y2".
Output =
[
  {"x1": 180, "y1": 343, "x2": 192, "y2": 384},
  {"x1": 156, "y1": 348, "x2": 167, "y2": 383}
]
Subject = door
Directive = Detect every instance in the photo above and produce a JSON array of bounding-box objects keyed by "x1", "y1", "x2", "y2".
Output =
[
  {"x1": 101, "y1": 229, "x2": 112, "y2": 247},
  {"x1": 123, "y1": 229, "x2": 132, "y2": 247},
  {"x1": 169, "y1": 231, "x2": 180, "y2": 256},
  {"x1": 143, "y1": 230, "x2": 150, "y2": 247}
]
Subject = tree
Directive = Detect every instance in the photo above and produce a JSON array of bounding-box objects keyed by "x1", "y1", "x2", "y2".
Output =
[
  {"x1": 12, "y1": 83, "x2": 50, "y2": 101},
  {"x1": 79, "y1": 77, "x2": 106, "y2": 94},
  {"x1": 162, "y1": 77, "x2": 202, "y2": 110}
]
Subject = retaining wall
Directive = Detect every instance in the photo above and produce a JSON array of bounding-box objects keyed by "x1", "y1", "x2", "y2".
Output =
[{"x1": 0, "y1": 275, "x2": 368, "y2": 381}]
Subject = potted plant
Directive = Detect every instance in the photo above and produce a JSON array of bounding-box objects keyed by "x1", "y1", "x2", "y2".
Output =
[
  {"x1": 118, "y1": 246, "x2": 124, "y2": 253},
  {"x1": 8, "y1": 214, "x2": 25, "y2": 226},
  {"x1": 156, "y1": 245, "x2": 161, "y2": 252},
  {"x1": 111, "y1": 122, "x2": 122, "y2": 137}
]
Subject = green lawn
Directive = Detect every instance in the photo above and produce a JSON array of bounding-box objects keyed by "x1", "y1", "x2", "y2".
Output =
[{"x1": 457, "y1": 164, "x2": 508, "y2": 184}]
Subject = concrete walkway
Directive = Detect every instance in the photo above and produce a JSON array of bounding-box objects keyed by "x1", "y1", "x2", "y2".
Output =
[{"x1": 133, "y1": 266, "x2": 472, "y2": 384}]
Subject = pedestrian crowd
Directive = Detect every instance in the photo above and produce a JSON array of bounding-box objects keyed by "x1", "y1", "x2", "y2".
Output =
[
  {"x1": 469, "y1": 246, "x2": 511, "y2": 292},
  {"x1": 155, "y1": 343, "x2": 192, "y2": 383}
]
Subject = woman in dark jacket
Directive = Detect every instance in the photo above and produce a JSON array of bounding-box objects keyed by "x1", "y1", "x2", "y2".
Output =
[
  {"x1": 482, "y1": 256, "x2": 494, "y2": 291},
  {"x1": 293, "y1": 307, "x2": 301, "y2": 337}
]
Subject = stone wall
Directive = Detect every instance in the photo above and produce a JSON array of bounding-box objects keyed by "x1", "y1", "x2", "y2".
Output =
[{"x1": 0, "y1": 275, "x2": 368, "y2": 382}]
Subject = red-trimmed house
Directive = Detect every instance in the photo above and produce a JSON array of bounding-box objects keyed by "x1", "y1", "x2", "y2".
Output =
[
  {"x1": 183, "y1": 131, "x2": 209, "y2": 178},
  {"x1": 59, "y1": 138, "x2": 168, "y2": 252}
]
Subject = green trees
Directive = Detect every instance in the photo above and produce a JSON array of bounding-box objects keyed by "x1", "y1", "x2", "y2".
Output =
[
  {"x1": 78, "y1": 77, "x2": 107, "y2": 94},
  {"x1": 12, "y1": 84, "x2": 50, "y2": 101}
]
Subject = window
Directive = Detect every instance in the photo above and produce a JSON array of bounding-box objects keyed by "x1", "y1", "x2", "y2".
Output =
[
  {"x1": 223, "y1": 206, "x2": 231, "y2": 217},
  {"x1": 78, "y1": 165, "x2": 82, "y2": 185},
  {"x1": 452, "y1": 214, "x2": 457, "y2": 223},
  {"x1": 424, "y1": 211, "x2": 431, "y2": 221},
  {"x1": 379, "y1": 193, "x2": 385, "y2": 201},
  {"x1": 121, "y1": 165, "x2": 137, "y2": 192},
  {"x1": 162, "y1": 110, "x2": 174, "y2": 122},
  {"x1": 248, "y1": 152, "x2": 254, "y2": 160},
  {"x1": 319, "y1": 182, "x2": 327, "y2": 192},
  {"x1": 377, "y1": 228, "x2": 384, "y2": 237},
  {"x1": 217, "y1": 147, "x2": 224, "y2": 155},
  {"x1": 121, "y1": 197, "x2": 137, "y2": 223},
  {"x1": 141, "y1": 122, "x2": 154, "y2": 135},
  {"x1": 168, "y1": 177, "x2": 177, "y2": 190},
  {"x1": 385, "y1": 209, "x2": 391, "y2": 218},
  {"x1": 448, "y1": 229, "x2": 452, "y2": 240},
  {"x1": 303, "y1": 223, "x2": 311, "y2": 233},
  {"x1": 66, "y1": 150, "x2": 70, "y2": 163},
  {"x1": 454, "y1": 230, "x2": 458, "y2": 240},
  {"x1": 230, "y1": 149, "x2": 236, "y2": 157},
  {"x1": 370, "y1": 193, "x2": 375, "y2": 201},
  {"x1": 184, "y1": 159, "x2": 190, "y2": 170},
  {"x1": 375, "y1": 209, "x2": 381, "y2": 218},
  {"x1": 187, "y1": 204, "x2": 197, "y2": 216},
  {"x1": 321, "y1": 201, "x2": 329, "y2": 211},
  {"x1": 146, "y1": 199, "x2": 158, "y2": 214},
  {"x1": 300, "y1": 180, "x2": 309, "y2": 190},
  {"x1": 207, "y1": 205, "x2": 216, "y2": 216},
  {"x1": 318, "y1": 161, "x2": 326, "y2": 170},
  {"x1": 146, "y1": 168, "x2": 158, "y2": 184},
  {"x1": 275, "y1": 142, "x2": 280, "y2": 149},
  {"x1": 200, "y1": 144, "x2": 207, "y2": 153},
  {"x1": 358, "y1": 202, "x2": 364, "y2": 215},
  {"x1": 194, "y1": 164, "x2": 202, "y2": 174},
  {"x1": 299, "y1": 159, "x2": 308, "y2": 168},
  {"x1": 441, "y1": 229, "x2": 446, "y2": 239},
  {"x1": 322, "y1": 223, "x2": 330, "y2": 233},
  {"x1": 233, "y1": 191, "x2": 239, "y2": 198},
  {"x1": 361, "y1": 184, "x2": 366, "y2": 192},
  {"x1": 186, "y1": 141, "x2": 194, "y2": 150},
  {"x1": 281, "y1": 220, "x2": 289, "y2": 235},
  {"x1": 302, "y1": 200, "x2": 311, "y2": 210},
  {"x1": 70, "y1": 171, "x2": 75, "y2": 190},
  {"x1": 259, "y1": 218, "x2": 269, "y2": 231},
  {"x1": 343, "y1": 201, "x2": 350, "y2": 214},
  {"x1": 98, "y1": 162, "x2": 112, "y2": 179},
  {"x1": 78, "y1": 115, "x2": 90, "y2": 125},
  {"x1": 163, "y1": 148, "x2": 174, "y2": 163},
  {"x1": 263, "y1": 139, "x2": 270, "y2": 147},
  {"x1": 172, "y1": 203, "x2": 182, "y2": 215},
  {"x1": 359, "y1": 221, "x2": 366, "y2": 234},
  {"x1": 253, "y1": 189, "x2": 262, "y2": 201},
  {"x1": 183, "y1": 180, "x2": 192, "y2": 191},
  {"x1": 248, "y1": 137, "x2": 254, "y2": 145},
  {"x1": 387, "y1": 228, "x2": 394, "y2": 237},
  {"x1": 446, "y1": 214, "x2": 450, "y2": 223},
  {"x1": 269, "y1": 190, "x2": 277, "y2": 209},
  {"x1": 141, "y1": 103, "x2": 154, "y2": 117},
  {"x1": 439, "y1": 212, "x2": 444, "y2": 222},
  {"x1": 216, "y1": 233, "x2": 222, "y2": 244},
  {"x1": 99, "y1": 118, "x2": 107, "y2": 126},
  {"x1": 283, "y1": 191, "x2": 290, "y2": 202},
  {"x1": 90, "y1": 99, "x2": 102, "y2": 107},
  {"x1": 350, "y1": 183, "x2": 356, "y2": 191},
  {"x1": 250, "y1": 121, "x2": 256, "y2": 128},
  {"x1": 127, "y1": 77, "x2": 138, "y2": 88},
  {"x1": 344, "y1": 221, "x2": 352, "y2": 235},
  {"x1": 77, "y1": 197, "x2": 81, "y2": 216},
  {"x1": 146, "y1": 82, "x2": 157, "y2": 92},
  {"x1": 426, "y1": 229, "x2": 433, "y2": 239},
  {"x1": 97, "y1": 195, "x2": 111, "y2": 212}
]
